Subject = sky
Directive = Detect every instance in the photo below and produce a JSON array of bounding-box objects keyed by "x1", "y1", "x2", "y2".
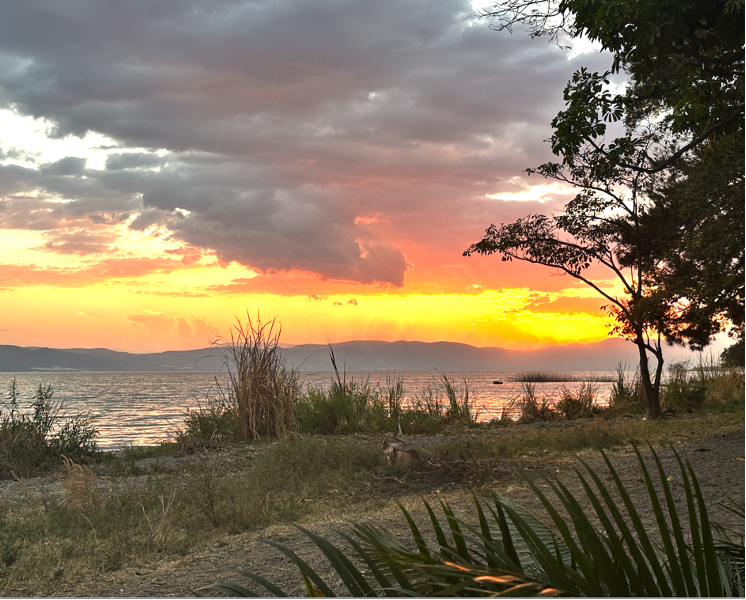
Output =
[{"x1": 0, "y1": 0, "x2": 709, "y2": 354}]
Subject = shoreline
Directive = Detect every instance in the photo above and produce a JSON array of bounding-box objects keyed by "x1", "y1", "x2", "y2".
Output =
[{"x1": 60, "y1": 420, "x2": 746, "y2": 596}]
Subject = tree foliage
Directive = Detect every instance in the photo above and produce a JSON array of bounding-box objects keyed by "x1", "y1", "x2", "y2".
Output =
[
  {"x1": 467, "y1": 0, "x2": 744, "y2": 418},
  {"x1": 482, "y1": 0, "x2": 744, "y2": 141},
  {"x1": 637, "y1": 132, "x2": 745, "y2": 350}
]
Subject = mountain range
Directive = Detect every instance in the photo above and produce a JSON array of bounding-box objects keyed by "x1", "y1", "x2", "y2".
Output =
[{"x1": 0, "y1": 338, "x2": 701, "y2": 373}]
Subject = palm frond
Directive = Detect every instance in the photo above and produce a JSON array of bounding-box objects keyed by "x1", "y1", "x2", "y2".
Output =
[{"x1": 201, "y1": 444, "x2": 744, "y2": 597}]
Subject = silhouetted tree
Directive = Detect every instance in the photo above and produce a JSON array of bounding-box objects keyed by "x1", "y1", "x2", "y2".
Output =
[{"x1": 467, "y1": 0, "x2": 744, "y2": 418}]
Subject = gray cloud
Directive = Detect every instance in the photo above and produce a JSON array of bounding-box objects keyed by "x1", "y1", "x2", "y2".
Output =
[
  {"x1": 105, "y1": 152, "x2": 164, "y2": 171},
  {"x1": 0, "y1": 0, "x2": 612, "y2": 286},
  {"x1": 40, "y1": 156, "x2": 87, "y2": 176}
]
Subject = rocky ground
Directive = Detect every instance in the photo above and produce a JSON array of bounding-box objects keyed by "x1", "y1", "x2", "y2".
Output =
[{"x1": 36, "y1": 425, "x2": 742, "y2": 598}]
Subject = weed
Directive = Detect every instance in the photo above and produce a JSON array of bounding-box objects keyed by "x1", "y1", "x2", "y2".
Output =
[
  {"x1": 295, "y1": 345, "x2": 389, "y2": 435},
  {"x1": 517, "y1": 382, "x2": 559, "y2": 422},
  {"x1": 383, "y1": 372, "x2": 405, "y2": 419},
  {"x1": 60, "y1": 456, "x2": 100, "y2": 509},
  {"x1": 435, "y1": 370, "x2": 479, "y2": 424},
  {"x1": 177, "y1": 379, "x2": 241, "y2": 447},
  {"x1": 139, "y1": 487, "x2": 179, "y2": 552},
  {"x1": 489, "y1": 395, "x2": 517, "y2": 425},
  {"x1": 608, "y1": 361, "x2": 643, "y2": 412},
  {"x1": 411, "y1": 382, "x2": 445, "y2": 418},
  {"x1": 186, "y1": 454, "x2": 226, "y2": 528},
  {"x1": 0, "y1": 379, "x2": 98, "y2": 478},
  {"x1": 662, "y1": 356, "x2": 745, "y2": 411}
]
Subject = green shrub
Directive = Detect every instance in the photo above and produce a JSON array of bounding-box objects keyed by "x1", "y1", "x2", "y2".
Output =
[
  {"x1": 663, "y1": 361, "x2": 707, "y2": 410},
  {"x1": 295, "y1": 379, "x2": 388, "y2": 435},
  {"x1": 0, "y1": 379, "x2": 98, "y2": 477},
  {"x1": 556, "y1": 382, "x2": 599, "y2": 419},
  {"x1": 662, "y1": 358, "x2": 745, "y2": 411},
  {"x1": 295, "y1": 366, "x2": 477, "y2": 435},
  {"x1": 176, "y1": 380, "x2": 242, "y2": 447},
  {"x1": 295, "y1": 347, "x2": 448, "y2": 435}
]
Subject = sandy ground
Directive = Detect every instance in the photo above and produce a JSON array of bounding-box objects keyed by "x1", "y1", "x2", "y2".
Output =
[{"x1": 39, "y1": 426, "x2": 744, "y2": 598}]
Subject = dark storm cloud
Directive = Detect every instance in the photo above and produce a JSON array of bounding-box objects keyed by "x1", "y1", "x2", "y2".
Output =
[
  {"x1": 40, "y1": 156, "x2": 87, "y2": 176},
  {"x1": 0, "y1": 0, "x2": 611, "y2": 286}
]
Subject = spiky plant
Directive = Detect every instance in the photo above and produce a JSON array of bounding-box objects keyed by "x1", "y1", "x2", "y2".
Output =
[
  {"x1": 213, "y1": 313, "x2": 300, "y2": 440},
  {"x1": 201, "y1": 444, "x2": 744, "y2": 597}
]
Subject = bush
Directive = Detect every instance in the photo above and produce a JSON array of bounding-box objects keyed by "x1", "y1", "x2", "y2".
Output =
[
  {"x1": 295, "y1": 380, "x2": 388, "y2": 435},
  {"x1": 663, "y1": 361, "x2": 707, "y2": 410},
  {"x1": 0, "y1": 379, "x2": 98, "y2": 477},
  {"x1": 517, "y1": 382, "x2": 559, "y2": 422},
  {"x1": 295, "y1": 346, "x2": 389, "y2": 435},
  {"x1": 296, "y1": 356, "x2": 478, "y2": 435},
  {"x1": 662, "y1": 358, "x2": 744, "y2": 411},
  {"x1": 176, "y1": 380, "x2": 241, "y2": 447},
  {"x1": 556, "y1": 382, "x2": 599, "y2": 419}
]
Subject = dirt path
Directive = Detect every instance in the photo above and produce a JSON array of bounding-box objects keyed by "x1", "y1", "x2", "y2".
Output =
[{"x1": 56, "y1": 428, "x2": 744, "y2": 598}]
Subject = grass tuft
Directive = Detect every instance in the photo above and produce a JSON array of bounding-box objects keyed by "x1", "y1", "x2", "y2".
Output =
[
  {"x1": 0, "y1": 378, "x2": 98, "y2": 478},
  {"x1": 213, "y1": 313, "x2": 300, "y2": 441}
]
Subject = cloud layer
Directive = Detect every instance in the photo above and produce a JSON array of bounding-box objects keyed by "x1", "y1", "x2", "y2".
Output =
[{"x1": 0, "y1": 0, "x2": 610, "y2": 288}]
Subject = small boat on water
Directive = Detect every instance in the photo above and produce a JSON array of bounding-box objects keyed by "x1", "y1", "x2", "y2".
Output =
[{"x1": 492, "y1": 380, "x2": 503, "y2": 385}]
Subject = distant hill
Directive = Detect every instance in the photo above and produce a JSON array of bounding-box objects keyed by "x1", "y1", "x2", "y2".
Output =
[
  {"x1": 0, "y1": 338, "x2": 701, "y2": 373},
  {"x1": 287, "y1": 338, "x2": 641, "y2": 372}
]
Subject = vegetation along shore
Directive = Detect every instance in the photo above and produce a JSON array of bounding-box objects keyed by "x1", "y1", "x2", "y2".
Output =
[{"x1": 0, "y1": 317, "x2": 742, "y2": 596}]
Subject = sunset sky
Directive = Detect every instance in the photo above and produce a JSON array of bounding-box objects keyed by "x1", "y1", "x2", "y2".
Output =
[{"x1": 0, "y1": 0, "x2": 664, "y2": 353}]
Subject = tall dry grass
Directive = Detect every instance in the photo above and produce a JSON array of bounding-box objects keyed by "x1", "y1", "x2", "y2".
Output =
[{"x1": 213, "y1": 314, "x2": 300, "y2": 440}]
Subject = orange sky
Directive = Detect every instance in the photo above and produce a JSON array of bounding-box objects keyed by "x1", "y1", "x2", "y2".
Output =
[
  {"x1": 1, "y1": 220, "x2": 617, "y2": 352},
  {"x1": 0, "y1": 1, "x2": 633, "y2": 353}
]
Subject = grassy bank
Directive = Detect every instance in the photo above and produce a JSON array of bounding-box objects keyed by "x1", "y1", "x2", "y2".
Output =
[{"x1": 0, "y1": 409, "x2": 743, "y2": 596}]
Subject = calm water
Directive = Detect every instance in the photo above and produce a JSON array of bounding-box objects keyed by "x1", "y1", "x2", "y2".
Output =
[{"x1": 1, "y1": 370, "x2": 619, "y2": 450}]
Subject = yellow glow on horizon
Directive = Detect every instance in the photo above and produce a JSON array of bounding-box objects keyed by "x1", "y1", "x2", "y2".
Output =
[
  {"x1": 0, "y1": 223, "x2": 621, "y2": 353},
  {"x1": 0, "y1": 283, "x2": 611, "y2": 352}
]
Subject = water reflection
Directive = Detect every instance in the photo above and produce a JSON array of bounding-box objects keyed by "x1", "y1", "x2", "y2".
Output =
[{"x1": 0, "y1": 371, "x2": 618, "y2": 450}]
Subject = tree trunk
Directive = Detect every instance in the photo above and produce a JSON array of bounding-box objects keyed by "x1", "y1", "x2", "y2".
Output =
[{"x1": 635, "y1": 335, "x2": 663, "y2": 419}]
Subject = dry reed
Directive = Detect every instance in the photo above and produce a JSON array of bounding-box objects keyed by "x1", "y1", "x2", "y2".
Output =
[
  {"x1": 61, "y1": 455, "x2": 99, "y2": 509},
  {"x1": 213, "y1": 314, "x2": 300, "y2": 440}
]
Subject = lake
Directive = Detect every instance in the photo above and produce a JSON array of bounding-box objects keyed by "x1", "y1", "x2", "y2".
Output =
[{"x1": 1, "y1": 370, "x2": 620, "y2": 450}]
